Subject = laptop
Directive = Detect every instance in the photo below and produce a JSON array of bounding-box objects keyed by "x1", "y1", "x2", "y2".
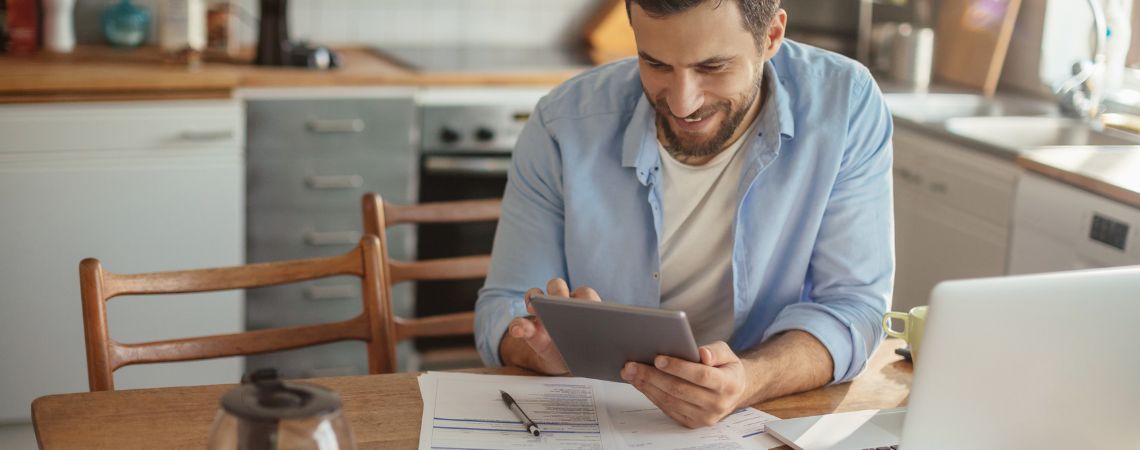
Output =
[{"x1": 767, "y1": 265, "x2": 1140, "y2": 450}]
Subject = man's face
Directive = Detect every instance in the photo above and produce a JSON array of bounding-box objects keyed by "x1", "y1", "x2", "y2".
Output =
[{"x1": 631, "y1": 1, "x2": 784, "y2": 161}]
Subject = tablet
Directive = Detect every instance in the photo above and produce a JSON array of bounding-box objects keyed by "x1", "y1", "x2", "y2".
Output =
[{"x1": 530, "y1": 295, "x2": 700, "y2": 383}]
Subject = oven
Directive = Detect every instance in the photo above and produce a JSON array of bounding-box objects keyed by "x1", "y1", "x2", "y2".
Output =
[{"x1": 412, "y1": 89, "x2": 549, "y2": 354}]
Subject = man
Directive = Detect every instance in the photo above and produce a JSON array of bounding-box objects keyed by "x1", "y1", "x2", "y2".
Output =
[{"x1": 474, "y1": 0, "x2": 894, "y2": 429}]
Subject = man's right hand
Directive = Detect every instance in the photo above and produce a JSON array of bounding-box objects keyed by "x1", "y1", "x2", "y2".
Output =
[{"x1": 499, "y1": 277, "x2": 601, "y2": 375}]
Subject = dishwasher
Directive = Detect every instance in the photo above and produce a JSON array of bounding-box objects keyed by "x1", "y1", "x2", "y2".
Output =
[{"x1": 1008, "y1": 172, "x2": 1140, "y2": 274}]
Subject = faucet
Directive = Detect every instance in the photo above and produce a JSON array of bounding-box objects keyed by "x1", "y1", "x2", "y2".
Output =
[{"x1": 1055, "y1": 0, "x2": 1108, "y2": 121}]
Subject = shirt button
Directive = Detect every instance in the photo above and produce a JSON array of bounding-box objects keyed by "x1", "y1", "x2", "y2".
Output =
[{"x1": 652, "y1": 272, "x2": 659, "y2": 280}]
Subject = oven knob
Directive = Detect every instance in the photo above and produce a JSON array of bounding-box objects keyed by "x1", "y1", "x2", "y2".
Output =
[
  {"x1": 440, "y1": 127, "x2": 461, "y2": 144},
  {"x1": 474, "y1": 127, "x2": 495, "y2": 143}
]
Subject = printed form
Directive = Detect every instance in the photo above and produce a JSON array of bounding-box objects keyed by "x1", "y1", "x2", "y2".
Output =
[{"x1": 418, "y1": 372, "x2": 784, "y2": 450}]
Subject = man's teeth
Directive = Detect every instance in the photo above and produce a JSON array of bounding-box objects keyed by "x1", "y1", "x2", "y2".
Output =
[{"x1": 683, "y1": 117, "x2": 702, "y2": 122}]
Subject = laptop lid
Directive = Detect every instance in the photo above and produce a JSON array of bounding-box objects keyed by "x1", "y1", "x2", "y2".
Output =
[{"x1": 900, "y1": 266, "x2": 1140, "y2": 449}]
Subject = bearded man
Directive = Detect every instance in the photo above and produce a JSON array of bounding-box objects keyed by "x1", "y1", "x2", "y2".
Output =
[{"x1": 474, "y1": 0, "x2": 894, "y2": 428}]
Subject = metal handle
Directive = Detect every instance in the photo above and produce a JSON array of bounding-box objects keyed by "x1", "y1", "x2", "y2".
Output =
[
  {"x1": 305, "y1": 175, "x2": 364, "y2": 190},
  {"x1": 306, "y1": 118, "x2": 366, "y2": 134},
  {"x1": 178, "y1": 129, "x2": 235, "y2": 141},
  {"x1": 423, "y1": 155, "x2": 511, "y2": 176},
  {"x1": 304, "y1": 284, "x2": 356, "y2": 300},
  {"x1": 304, "y1": 231, "x2": 360, "y2": 246}
]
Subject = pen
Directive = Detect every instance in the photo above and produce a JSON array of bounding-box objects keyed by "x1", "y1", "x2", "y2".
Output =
[{"x1": 500, "y1": 390, "x2": 541, "y2": 436}]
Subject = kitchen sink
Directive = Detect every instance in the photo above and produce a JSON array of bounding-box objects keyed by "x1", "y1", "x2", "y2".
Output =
[
  {"x1": 885, "y1": 93, "x2": 1056, "y2": 123},
  {"x1": 945, "y1": 116, "x2": 1140, "y2": 149}
]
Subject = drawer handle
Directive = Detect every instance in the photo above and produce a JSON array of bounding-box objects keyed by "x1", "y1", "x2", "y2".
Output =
[
  {"x1": 305, "y1": 284, "x2": 356, "y2": 300},
  {"x1": 304, "y1": 230, "x2": 361, "y2": 246},
  {"x1": 179, "y1": 129, "x2": 235, "y2": 141},
  {"x1": 307, "y1": 118, "x2": 366, "y2": 134},
  {"x1": 894, "y1": 167, "x2": 923, "y2": 185},
  {"x1": 305, "y1": 175, "x2": 364, "y2": 190},
  {"x1": 928, "y1": 182, "x2": 948, "y2": 194}
]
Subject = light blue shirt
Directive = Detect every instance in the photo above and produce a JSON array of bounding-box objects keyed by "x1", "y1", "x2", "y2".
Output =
[{"x1": 474, "y1": 40, "x2": 894, "y2": 384}]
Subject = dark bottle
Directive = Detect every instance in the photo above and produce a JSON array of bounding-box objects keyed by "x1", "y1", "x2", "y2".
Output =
[{"x1": 254, "y1": 0, "x2": 290, "y2": 65}]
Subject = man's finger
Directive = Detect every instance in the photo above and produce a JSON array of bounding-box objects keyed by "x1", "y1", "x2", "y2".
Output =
[
  {"x1": 634, "y1": 361, "x2": 718, "y2": 407},
  {"x1": 629, "y1": 369, "x2": 709, "y2": 428},
  {"x1": 570, "y1": 286, "x2": 602, "y2": 301},
  {"x1": 654, "y1": 355, "x2": 727, "y2": 392},
  {"x1": 700, "y1": 341, "x2": 737, "y2": 367},
  {"x1": 508, "y1": 316, "x2": 536, "y2": 339},
  {"x1": 524, "y1": 288, "x2": 544, "y2": 314},
  {"x1": 546, "y1": 278, "x2": 570, "y2": 297}
]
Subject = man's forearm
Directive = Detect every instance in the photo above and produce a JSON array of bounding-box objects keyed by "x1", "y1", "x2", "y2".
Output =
[{"x1": 736, "y1": 330, "x2": 834, "y2": 407}]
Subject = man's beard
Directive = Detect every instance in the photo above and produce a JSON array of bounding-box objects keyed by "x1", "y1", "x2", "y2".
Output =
[{"x1": 648, "y1": 78, "x2": 763, "y2": 161}]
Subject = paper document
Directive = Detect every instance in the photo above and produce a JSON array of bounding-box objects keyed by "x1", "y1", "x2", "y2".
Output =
[{"x1": 418, "y1": 372, "x2": 784, "y2": 450}]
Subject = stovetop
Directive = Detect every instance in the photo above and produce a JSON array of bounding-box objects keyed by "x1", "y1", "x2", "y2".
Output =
[{"x1": 370, "y1": 46, "x2": 594, "y2": 73}]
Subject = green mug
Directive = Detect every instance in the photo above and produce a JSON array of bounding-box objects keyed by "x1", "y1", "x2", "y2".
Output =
[{"x1": 883, "y1": 305, "x2": 928, "y2": 362}]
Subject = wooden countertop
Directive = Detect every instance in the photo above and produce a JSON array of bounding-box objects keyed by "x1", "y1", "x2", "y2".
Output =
[
  {"x1": 1017, "y1": 146, "x2": 1140, "y2": 209},
  {"x1": 31, "y1": 340, "x2": 910, "y2": 449},
  {"x1": 0, "y1": 46, "x2": 584, "y2": 103}
]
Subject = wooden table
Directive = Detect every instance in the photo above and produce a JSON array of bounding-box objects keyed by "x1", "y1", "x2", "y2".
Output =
[{"x1": 32, "y1": 339, "x2": 910, "y2": 449}]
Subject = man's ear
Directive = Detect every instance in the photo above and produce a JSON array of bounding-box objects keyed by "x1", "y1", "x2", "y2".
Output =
[{"x1": 763, "y1": 9, "x2": 787, "y2": 58}]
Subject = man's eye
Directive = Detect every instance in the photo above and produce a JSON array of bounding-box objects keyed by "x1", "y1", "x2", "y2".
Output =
[
  {"x1": 699, "y1": 64, "x2": 726, "y2": 73},
  {"x1": 645, "y1": 61, "x2": 669, "y2": 70}
]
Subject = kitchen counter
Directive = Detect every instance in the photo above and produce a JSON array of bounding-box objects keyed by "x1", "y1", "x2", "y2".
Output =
[
  {"x1": 1018, "y1": 146, "x2": 1140, "y2": 209},
  {"x1": 0, "y1": 47, "x2": 582, "y2": 103}
]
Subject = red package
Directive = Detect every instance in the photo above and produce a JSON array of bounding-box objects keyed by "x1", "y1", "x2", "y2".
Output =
[{"x1": 6, "y1": 0, "x2": 38, "y2": 54}]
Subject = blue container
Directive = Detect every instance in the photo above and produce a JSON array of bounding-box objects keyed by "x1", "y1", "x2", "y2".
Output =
[{"x1": 103, "y1": 0, "x2": 150, "y2": 48}]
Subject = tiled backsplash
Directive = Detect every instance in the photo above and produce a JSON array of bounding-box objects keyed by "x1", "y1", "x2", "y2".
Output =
[{"x1": 76, "y1": 0, "x2": 602, "y2": 48}]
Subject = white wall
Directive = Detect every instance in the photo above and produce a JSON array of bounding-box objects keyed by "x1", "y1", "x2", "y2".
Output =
[{"x1": 77, "y1": 0, "x2": 602, "y2": 48}]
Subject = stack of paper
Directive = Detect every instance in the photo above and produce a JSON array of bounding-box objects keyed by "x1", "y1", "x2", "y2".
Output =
[{"x1": 417, "y1": 371, "x2": 785, "y2": 450}]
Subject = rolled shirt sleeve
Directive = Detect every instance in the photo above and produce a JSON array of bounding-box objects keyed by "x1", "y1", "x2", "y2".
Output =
[
  {"x1": 762, "y1": 72, "x2": 894, "y2": 383},
  {"x1": 474, "y1": 103, "x2": 569, "y2": 367}
]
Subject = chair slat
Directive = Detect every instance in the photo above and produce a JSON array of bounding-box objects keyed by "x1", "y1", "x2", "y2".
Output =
[
  {"x1": 388, "y1": 256, "x2": 491, "y2": 284},
  {"x1": 383, "y1": 199, "x2": 501, "y2": 226},
  {"x1": 395, "y1": 312, "x2": 476, "y2": 339},
  {"x1": 110, "y1": 317, "x2": 373, "y2": 369}
]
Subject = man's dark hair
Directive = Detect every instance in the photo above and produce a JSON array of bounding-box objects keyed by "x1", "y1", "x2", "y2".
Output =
[{"x1": 625, "y1": 0, "x2": 781, "y2": 48}]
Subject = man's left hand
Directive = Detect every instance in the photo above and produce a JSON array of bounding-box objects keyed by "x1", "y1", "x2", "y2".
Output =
[{"x1": 620, "y1": 341, "x2": 751, "y2": 428}]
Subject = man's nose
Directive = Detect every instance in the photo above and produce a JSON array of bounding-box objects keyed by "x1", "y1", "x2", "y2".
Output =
[{"x1": 666, "y1": 72, "x2": 703, "y2": 119}]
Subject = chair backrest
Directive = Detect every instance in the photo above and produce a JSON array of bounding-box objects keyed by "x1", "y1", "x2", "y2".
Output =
[
  {"x1": 80, "y1": 236, "x2": 394, "y2": 391},
  {"x1": 360, "y1": 193, "x2": 501, "y2": 358}
]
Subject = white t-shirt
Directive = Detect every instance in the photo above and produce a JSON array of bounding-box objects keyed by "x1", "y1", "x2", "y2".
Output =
[{"x1": 656, "y1": 113, "x2": 761, "y2": 346}]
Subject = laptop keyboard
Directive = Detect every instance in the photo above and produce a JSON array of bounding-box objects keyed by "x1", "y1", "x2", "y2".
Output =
[{"x1": 861, "y1": 446, "x2": 899, "y2": 450}]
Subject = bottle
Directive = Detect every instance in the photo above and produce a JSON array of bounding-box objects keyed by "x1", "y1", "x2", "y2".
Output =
[
  {"x1": 41, "y1": 0, "x2": 75, "y2": 53},
  {"x1": 5, "y1": 0, "x2": 38, "y2": 54},
  {"x1": 103, "y1": 0, "x2": 150, "y2": 48},
  {"x1": 1103, "y1": 0, "x2": 1132, "y2": 94},
  {"x1": 0, "y1": 0, "x2": 9, "y2": 53},
  {"x1": 159, "y1": 0, "x2": 206, "y2": 53}
]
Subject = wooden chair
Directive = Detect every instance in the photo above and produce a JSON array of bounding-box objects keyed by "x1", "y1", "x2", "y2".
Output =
[
  {"x1": 80, "y1": 236, "x2": 394, "y2": 391},
  {"x1": 361, "y1": 193, "x2": 501, "y2": 366}
]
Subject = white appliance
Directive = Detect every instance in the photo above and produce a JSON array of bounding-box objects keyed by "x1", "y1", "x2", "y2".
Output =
[
  {"x1": 1009, "y1": 172, "x2": 1140, "y2": 274},
  {"x1": 0, "y1": 100, "x2": 245, "y2": 422}
]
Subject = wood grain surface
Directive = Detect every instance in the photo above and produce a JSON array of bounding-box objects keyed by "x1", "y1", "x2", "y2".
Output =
[
  {"x1": 32, "y1": 339, "x2": 910, "y2": 449},
  {"x1": 0, "y1": 47, "x2": 582, "y2": 103}
]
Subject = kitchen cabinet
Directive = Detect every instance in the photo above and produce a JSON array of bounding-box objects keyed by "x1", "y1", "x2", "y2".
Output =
[
  {"x1": 1009, "y1": 173, "x2": 1140, "y2": 273},
  {"x1": 0, "y1": 100, "x2": 245, "y2": 422},
  {"x1": 891, "y1": 127, "x2": 1020, "y2": 312},
  {"x1": 241, "y1": 88, "x2": 417, "y2": 378}
]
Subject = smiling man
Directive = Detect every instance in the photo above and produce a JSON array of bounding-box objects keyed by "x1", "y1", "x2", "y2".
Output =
[{"x1": 474, "y1": 0, "x2": 894, "y2": 428}]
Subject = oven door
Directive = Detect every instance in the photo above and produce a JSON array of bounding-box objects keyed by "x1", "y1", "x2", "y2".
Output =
[{"x1": 415, "y1": 153, "x2": 509, "y2": 351}]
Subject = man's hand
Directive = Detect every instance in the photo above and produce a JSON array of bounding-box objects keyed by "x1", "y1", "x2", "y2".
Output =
[
  {"x1": 620, "y1": 341, "x2": 750, "y2": 428},
  {"x1": 499, "y1": 277, "x2": 601, "y2": 375},
  {"x1": 620, "y1": 330, "x2": 834, "y2": 429}
]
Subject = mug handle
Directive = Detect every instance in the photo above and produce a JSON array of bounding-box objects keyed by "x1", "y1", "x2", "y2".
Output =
[{"x1": 882, "y1": 312, "x2": 909, "y2": 339}]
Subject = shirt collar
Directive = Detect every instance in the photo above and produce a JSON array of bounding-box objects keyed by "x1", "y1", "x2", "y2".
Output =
[{"x1": 622, "y1": 60, "x2": 796, "y2": 182}]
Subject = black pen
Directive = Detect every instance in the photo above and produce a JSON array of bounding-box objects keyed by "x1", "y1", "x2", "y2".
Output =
[{"x1": 500, "y1": 390, "x2": 541, "y2": 436}]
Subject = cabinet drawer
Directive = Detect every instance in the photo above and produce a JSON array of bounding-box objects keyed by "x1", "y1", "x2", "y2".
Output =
[
  {"x1": 247, "y1": 156, "x2": 415, "y2": 210},
  {"x1": 247, "y1": 210, "x2": 414, "y2": 262},
  {"x1": 0, "y1": 100, "x2": 243, "y2": 154},
  {"x1": 246, "y1": 98, "x2": 414, "y2": 158}
]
